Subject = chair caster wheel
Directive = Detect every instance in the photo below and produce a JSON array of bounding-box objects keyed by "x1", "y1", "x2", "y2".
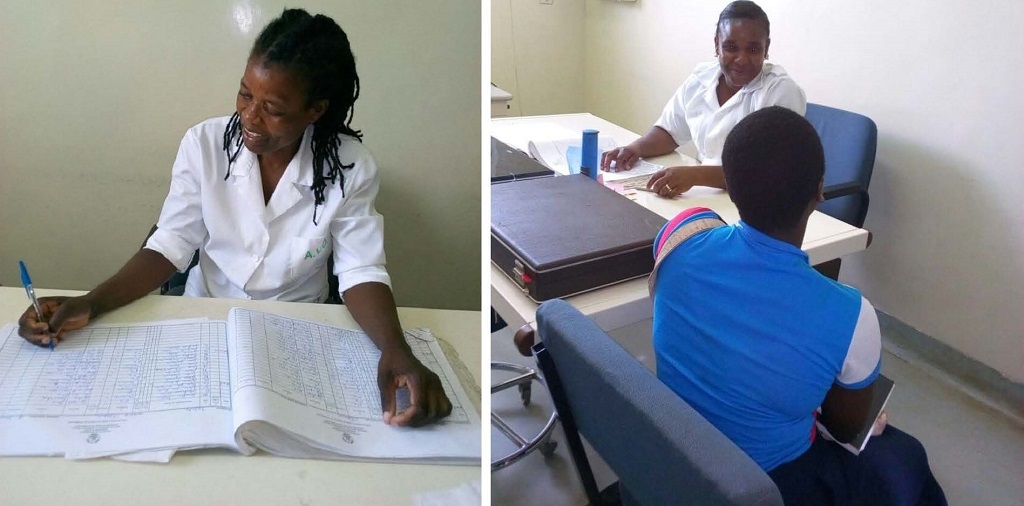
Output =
[
  {"x1": 539, "y1": 440, "x2": 558, "y2": 457},
  {"x1": 518, "y1": 382, "x2": 532, "y2": 406}
]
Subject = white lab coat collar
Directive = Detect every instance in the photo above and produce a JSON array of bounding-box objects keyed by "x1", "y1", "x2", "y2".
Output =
[
  {"x1": 699, "y1": 61, "x2": 773, "y2": 107},
  {"x1": 228, "y1": 125, "x2": 316, "y2": 223},
  {"x1": 287, "y1": 124, "x2": 316, "y2": 188},
  {"x1": 228, "y1": 124, "x2": 315, "y2": 184}
]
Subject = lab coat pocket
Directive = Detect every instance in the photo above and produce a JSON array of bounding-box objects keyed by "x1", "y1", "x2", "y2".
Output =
[{"x1": 290, "y1": 236, "x2": 331, "y2": 281}]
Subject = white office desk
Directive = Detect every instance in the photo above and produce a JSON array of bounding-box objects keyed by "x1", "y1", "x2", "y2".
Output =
[
  {"x1": 0, "y1": 287, "x2": 480, "y2": 505},
  {"x1": 490, "y1": 113, "x2": 871, "y2": 332}
]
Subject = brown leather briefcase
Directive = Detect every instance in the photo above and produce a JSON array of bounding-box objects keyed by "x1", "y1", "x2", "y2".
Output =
[{"x1": 491, "y1": 174, "x2": 667, "y2": 302}]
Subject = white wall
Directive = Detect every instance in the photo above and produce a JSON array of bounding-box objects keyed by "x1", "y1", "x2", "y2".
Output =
[
  {"x1": 582, "y1": 0, "x2": 1024, "y2": 382},
  {"x1": 490, "y1": 0, "x2": 586, "y2": 116},
  {"x1": 0, "y1": 0, "x2": 481, "y2": 311}
]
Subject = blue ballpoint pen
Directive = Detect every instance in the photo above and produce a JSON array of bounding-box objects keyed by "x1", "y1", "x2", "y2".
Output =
[{"x1": 19, "y1": 261, "x2": 53, "y2": 350}]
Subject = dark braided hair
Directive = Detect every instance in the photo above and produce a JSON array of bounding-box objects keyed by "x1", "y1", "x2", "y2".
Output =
[
  {"x1": 716, "y1": 1, "x2": 770, "y2": 39},
  {"x1": 223, "y1": 8, "x2": 362, "y2": 225}
]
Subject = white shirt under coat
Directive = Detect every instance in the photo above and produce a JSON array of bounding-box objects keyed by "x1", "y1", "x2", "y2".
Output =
[
  {"x1": 145, "y1": 116, "x2": 391, "y2": 302},
  {"x1": 655, "y1": 61, "x2": 807, "y2": 165}
]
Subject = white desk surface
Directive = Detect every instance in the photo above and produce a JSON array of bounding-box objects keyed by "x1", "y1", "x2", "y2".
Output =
[
  {"x1": 490, "y1": 113, "x2": 870, "y2": 332},
  {"x1": 0, "y1": 287, "x2": 481, "y2": 505}
]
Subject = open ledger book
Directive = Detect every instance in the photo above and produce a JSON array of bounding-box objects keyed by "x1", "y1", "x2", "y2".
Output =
[
  {"x1": 815, "y1": 373, "x2": 895, "y2": 455},
  {"x1": 0, "y1": 308, "x2": 480, "y2": 464}
]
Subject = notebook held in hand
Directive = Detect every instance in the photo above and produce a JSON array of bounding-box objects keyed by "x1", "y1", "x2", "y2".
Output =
[{"x1": 491, "y1": 174, "x2": 667, "y2": 302}]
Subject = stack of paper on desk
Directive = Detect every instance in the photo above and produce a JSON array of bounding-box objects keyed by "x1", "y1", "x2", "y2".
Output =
[
  {"x1": 524, "y1": 134, "x2": 665, "y2": 189},
  {"x1": 600, "y1": 159, "x2": 665, "y2": 186},
  {"x1": 0, "y1": 308, "x2": 480, "y2": 464},
  {"x1": 527, "y1": 136, "x2": 617, "y2": 175}
]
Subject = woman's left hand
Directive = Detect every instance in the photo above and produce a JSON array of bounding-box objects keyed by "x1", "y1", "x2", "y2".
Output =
[
  {"x1": 647, "y1": 166, "x2": 697, "y2": 198},
  {"x1": 377, "y1": 349, "x2": 453, "y2": 427}
]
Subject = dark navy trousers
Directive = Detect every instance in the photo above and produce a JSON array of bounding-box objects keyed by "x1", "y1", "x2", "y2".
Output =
[{"x1": 768, "y1": 425, "x2": 947, "y2": 505}]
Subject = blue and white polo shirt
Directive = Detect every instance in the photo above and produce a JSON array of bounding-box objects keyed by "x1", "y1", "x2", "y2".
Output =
[{"x1": 651, "y1": 208, "x2": 881, "y2": 471}]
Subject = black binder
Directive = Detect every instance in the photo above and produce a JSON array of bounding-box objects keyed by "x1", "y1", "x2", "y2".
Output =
[{"x1": 491, "y1": 137, "x2": 554, "y2": 183}]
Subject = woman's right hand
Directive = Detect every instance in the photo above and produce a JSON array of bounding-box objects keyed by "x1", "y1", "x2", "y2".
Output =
[
  {"x1": 17, "y1": 296, "x2": 94, "y2": 347},
  {"x1": 601, "y1": 146, "x2": 641, "y2": 172}
]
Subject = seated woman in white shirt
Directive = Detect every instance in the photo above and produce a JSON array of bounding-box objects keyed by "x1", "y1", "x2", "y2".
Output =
[
  {"x1": 17, "y1": 9, "x2": 451, "y2": 427},
  {"x1": 601, "y1": 0, "x2": 806, "y2": 197}
]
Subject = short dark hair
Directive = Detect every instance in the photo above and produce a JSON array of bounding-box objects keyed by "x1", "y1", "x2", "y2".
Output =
[
  {"x1": 722, "y1": 106, "x2": 824, "y2": 233},
  {"x1": 223, "y1": 8, "x2": 362, "y2": 225},
  {"x1": 716, "y1": 1, "x2": 770, "y2": 39}
]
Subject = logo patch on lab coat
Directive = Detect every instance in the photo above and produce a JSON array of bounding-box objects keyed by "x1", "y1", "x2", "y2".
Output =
[{"x1": 305, "y1": 237, "x2": 329, "y2": 259}]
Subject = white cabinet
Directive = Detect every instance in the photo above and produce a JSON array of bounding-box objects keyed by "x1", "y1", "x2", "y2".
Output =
[{"x1": 491, "y1": 84, "x2": 513, "y2": 117}]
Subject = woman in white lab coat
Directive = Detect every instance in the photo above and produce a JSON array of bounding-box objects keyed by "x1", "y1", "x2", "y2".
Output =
[
  {"x1": 17, "y1": 9, "x2": 451, "y2": 427},
  {"x1": 601, "y1": 0, "x2": 806, "y2": 198}
]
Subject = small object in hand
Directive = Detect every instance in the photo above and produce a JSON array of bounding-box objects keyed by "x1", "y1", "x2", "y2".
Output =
[{"x1": 396, "y1": 386, "x2": 412, "y2": 414}]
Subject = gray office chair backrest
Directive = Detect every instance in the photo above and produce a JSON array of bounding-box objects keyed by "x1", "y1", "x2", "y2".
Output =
[{"x1": 535, "y1": 299, "x2": 783, "y2": 506}]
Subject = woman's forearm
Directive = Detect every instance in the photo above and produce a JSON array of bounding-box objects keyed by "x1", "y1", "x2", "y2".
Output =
[
  {"x1": 342, "y1": 282, "x2": 411, "y2": 356},
  {"x1": 84, "y1": 248, "x2": 178, "y2": 317},
  {"x1": 629, "y1": 126, "x2": 679, "y2": 159}
]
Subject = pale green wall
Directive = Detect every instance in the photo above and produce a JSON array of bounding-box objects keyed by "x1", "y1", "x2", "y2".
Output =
[
  {"x1": 0, "y1": 0, "x2": 481, "y2": 311},
  {"x1": 490, "y1": 0, "x2": 585, "y2": 116}
]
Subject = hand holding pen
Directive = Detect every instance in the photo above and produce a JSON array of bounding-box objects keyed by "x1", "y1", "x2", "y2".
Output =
[
  {"x1": 16, "y1": 262, "x2": 94, "y2": 347},
  {"x1": 19, "y1": 261, "x2": 53, "y2": 349}
]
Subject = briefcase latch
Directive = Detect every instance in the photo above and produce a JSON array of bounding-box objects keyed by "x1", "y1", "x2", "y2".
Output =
[{"x1": 512, "y1": 260, "x2": 531, "y2": 292}]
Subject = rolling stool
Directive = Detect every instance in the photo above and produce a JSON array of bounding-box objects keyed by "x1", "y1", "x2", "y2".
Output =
[{"x1": 491, "y1": 324, "x2": 558, "y2": 471}]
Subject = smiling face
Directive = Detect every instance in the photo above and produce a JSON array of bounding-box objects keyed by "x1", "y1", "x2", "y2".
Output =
[
  {"x1": 714, "y1": 18, "x2": 770, "y2": 90},
  {"x1": 235, "y1": 57, "x2": 327, "y2": 158}
]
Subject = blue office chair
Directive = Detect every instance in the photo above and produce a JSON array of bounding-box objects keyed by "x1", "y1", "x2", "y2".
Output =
[
  {"x1": 533, "y1": 299, "x2": 783, "y2": 506},
  {"x1": 804, "y1": 103, "x2": 878, "y2": 229}
]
